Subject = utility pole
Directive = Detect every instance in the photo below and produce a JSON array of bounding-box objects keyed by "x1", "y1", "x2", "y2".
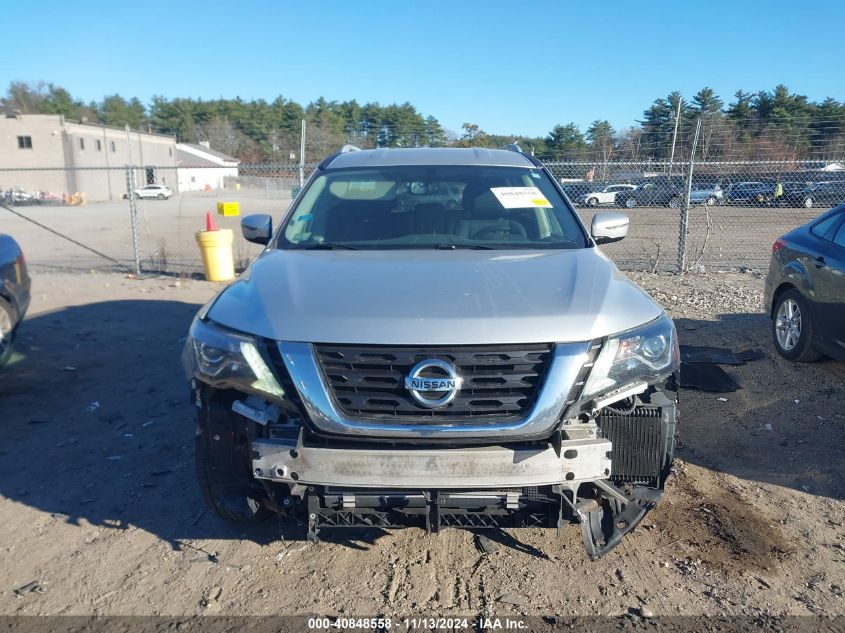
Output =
[
  {"x1": 125, "y1": 124, "x2": 141, "y2": 275},
  {"x1": 677, "y1": 117, "x2": 702, "y2": 274},
  {"x1": 299, "y1": 119, "x2": 306, "y2": 187},
  {"x1": 668, "y1": 98, "x2": 682, "y2": 179}
]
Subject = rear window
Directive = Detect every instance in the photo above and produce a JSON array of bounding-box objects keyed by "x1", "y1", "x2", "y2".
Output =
[
  {"x1": 278, "y1": 165, "x2": 587, "y2": 250},
  {"x1": 810, "y1": 210, "x2": 843, "y2": 239}
]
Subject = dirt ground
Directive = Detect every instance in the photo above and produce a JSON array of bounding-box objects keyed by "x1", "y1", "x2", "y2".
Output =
[{"x1": 0, "y1": 270, "x2": 843, "y2": 619}]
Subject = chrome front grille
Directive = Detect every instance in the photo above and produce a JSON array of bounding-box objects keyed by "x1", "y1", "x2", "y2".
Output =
[{"x1": 313, "y1": 344, "x2": 553, "y2": 422}]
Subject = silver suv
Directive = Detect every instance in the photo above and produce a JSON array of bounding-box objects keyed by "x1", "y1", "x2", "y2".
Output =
[{"x1": 183, "y1": 147, "x2": 679, "y2": 558}]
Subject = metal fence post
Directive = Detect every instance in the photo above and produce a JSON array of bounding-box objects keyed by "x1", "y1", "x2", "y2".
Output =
[
  {"x1": 677, "y1": 117, "x2": 702, "y2": 273},
  {"x1": 125, "y1": 166, "x2": 141, "y2": 275}
]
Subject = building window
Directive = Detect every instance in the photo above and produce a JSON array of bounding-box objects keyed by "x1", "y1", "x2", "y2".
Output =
[
  {"x1": 17, "y1": 136, "x2": 33, "y2": 149},
  {"x1": 79, "y1": 138, "x2": 85, "y2": 150},
  {"x1": 96, "y1": 139, "x2": 102, "y2": 151},
  {"x1": 110, "y1": 141, "x2": 116, "y2": 152},
  {"x1": 191, "y1": 176, "x2": 196, "y2": 183}
]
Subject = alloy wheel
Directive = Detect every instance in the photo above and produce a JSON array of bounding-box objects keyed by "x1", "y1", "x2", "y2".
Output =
[
  {"x1": 0, "y1": 307, "x2": 12, "y2": 359},
  {"x1": 775, "y1": 298, "x2": 801, "y2": 351}
]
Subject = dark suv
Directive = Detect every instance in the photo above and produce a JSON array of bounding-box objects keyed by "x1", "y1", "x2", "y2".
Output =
[{"x1": 616, "y1": 178, "x2": 683, "y2": 209}]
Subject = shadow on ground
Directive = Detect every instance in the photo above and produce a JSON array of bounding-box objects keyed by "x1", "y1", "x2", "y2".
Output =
[{"x1": 0, "y1": 300, "x2": 842, "y2": 556}]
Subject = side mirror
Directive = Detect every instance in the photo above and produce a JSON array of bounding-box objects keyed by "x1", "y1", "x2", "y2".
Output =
[
  {"x1": 241, "y1": 214, "x2": 273, "y2": 245},
  {"x1": 591, "y1": 212, "x2": 629, "y2": 245}
]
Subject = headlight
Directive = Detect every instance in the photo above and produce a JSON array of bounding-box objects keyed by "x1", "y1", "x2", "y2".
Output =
[
  {"x1": 182, "y1": 317, "x2": 284, "y2": 400},
  {"x1": 582, "y1": 313, "x2": 678, "y2": 399}
]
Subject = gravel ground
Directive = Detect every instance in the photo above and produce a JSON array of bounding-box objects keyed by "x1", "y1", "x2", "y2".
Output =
[{"x1": 0, "y1": 270, "x2": 843, "y2": 620}]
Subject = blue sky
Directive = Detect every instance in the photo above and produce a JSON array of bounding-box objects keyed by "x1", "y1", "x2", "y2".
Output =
[{"x1": 4, "y1": 0, "x2": 843, "y2": 137}]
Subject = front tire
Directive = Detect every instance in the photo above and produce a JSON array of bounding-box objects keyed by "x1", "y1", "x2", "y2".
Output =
[
  {"x1": 706, "y1": 195, "x2": 717, "y2": 206},
  {"x1": 586, "y1": 197, "x2": 598, "y2": 207},
  {"x1": 157, "y1": 193, "x2": 166, "y2": 200},
  {"x1": 0, "y1": 300, "x2": 15, "y2": 366},
  {"x1": 624, "y1": 196, "x2": 637, "y2": 209},
  {"x1": 195, "y1": 413, "x2": 273, "y2": 523},
  {"x1": 803, "y1": 196, "x2": 814, "y2": 209},
  {"x1": 668, "y1": 196, "x2": 681, "y2": 209},
  {"x1": 772, "y1": 289, "x2": 822, "y2": 362}
]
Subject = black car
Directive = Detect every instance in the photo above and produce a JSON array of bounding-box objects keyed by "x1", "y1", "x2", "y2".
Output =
[
  {"x1": 797, "y1": 181, "x2": 845, "y2": 209},
  {"x1": 724, "y1": 181, "x2": 773, "y2": 205},
  {"x1": 0, "y1": 234, "x2": 31, "y2": 364},
  {"x1": 777, "y1": 181, "x2": 814, "y2": 207},
  {"x1": 763, "y1": 204, "x2": 845, "y2": 362},
  {"x1": 615, "y1": 177, "x2": 684, "y2": 209}
]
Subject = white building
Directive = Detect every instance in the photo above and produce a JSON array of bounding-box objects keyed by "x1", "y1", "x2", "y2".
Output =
[
  {"x1": 0, "y1": 113, "x2": 177, "y2": 201},
  {"x1": 176, "y1": 142, "x2": 239, "y2": 192}
]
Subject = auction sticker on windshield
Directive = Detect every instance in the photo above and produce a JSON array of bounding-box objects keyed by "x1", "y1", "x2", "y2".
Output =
[{"x1": 490, "y1": 186, "x2": 552, "y2": 209}]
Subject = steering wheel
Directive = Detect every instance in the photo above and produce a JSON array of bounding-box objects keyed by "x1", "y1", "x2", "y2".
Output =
[{"x1": 471, "y1": 224, "x2": 527, "y2": 241}]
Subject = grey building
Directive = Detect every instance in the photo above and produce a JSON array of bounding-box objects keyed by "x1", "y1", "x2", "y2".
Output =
[{"x1": 0, "y1": 113, "x2": 178, "y2": 201}]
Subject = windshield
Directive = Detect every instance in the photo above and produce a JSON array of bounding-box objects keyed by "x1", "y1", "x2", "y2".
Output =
[{"x1": 278, "y1": 165, "x2": 587, "y2": 250}]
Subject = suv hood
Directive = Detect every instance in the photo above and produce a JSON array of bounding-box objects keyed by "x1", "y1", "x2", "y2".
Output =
[{"x1": 208, "y1": 248, "x2": 663, "y2": 345}]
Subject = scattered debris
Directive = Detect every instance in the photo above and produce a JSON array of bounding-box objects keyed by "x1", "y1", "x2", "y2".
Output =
[
  {"x1": 678, "y1": 344, "x2": 764, "y2": 392},
  {"x1": 680, "y1": 345, "x2": 765, "y2": 366},
  {"x1": 496, "y1": 592, "x2": 527, "y2": 606},
  {"x1": 142, "y1": 420, "x2": 155, "y2": 428},
  {"x1": 638, "y1": 606, "x2": 655, "y2": 619},
  {"x1": 106, "y1": 455, "x2": 122, "y2": 461},
  {"x1": 63, "y1": 366, "x2": 76, "y2": 372},
  {"x1": 86, "y1": 401, "x2": 100, "y2": 412},
  {"x1": 14, "y1": 581, "x2": 45, "y2": 597},
  {"x1": 717, "y1": 397, "x2": 729, "y2": 402},
  {"x1": 760, "y1": 423, "x2": 773, "y2": 431}
]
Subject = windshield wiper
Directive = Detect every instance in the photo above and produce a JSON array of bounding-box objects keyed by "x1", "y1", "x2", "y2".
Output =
[
  {"x1": 435, "y1": 243, "x2": 495, "y2": 250},
  {"x1": 302, "y1": 243, "x2": 359, "y2": 250}
]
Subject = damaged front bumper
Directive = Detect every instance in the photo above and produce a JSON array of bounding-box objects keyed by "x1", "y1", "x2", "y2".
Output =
[
  {"x1": 251, "y1": 437, "x2": 612, "y2": 488},
  {"x1": 249, "y1": 415, "x2": 669, "y2": 559}
]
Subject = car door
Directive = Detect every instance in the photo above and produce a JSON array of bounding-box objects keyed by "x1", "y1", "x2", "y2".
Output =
[
  {"x1": 813, "y1": 213, "x2": 845, "y2": 355},
  {"x1": 639, "y1": 182, "x2": 656, "y2": 204},
  {"x1": 600, "y1": 185, "x2": 620, "y2": 203}
]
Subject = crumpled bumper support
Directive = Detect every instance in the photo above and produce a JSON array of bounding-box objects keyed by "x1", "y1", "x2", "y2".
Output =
[{"x1": 565, "y1": 479, "x2": 664, "y2": 559}]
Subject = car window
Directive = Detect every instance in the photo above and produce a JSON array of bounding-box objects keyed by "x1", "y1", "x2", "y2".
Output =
[
  {"x1": 810, "y1": 211, "x2": 843, "y2": 240},
  {"x1": 279, "y1": 165, "x2": 587, "y2": 250},
  {"x1": 832, "y1": 220, "x2": 845, "y2": 248}
]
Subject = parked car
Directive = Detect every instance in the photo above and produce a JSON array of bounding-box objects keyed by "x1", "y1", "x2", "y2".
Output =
[
  {"x1": 577, "y1": 183, "x2": 636, "y2": 207},
  {"x1": 777, "y1": 181, "x2": 813, "y2": 207},
  {"x1": 182, "y1": 147, "x2": 680, "y2": 558},
  {"x1": 797, "y1": 181, "x2": 845, "y2": 209},
  {"x1": 689, "y1": 181, "x2": 723, "y2": 206},
  {"x1": 559, "y1": 182, "x2": 594, "y2": 203},
  {"x1": 616, "y1": 178, "x2": 683, "y2": 209},
  {"x1": 764, "y1": 204, "x2": 845, "y2": 362},
  {"x1": 724, "y1": 181, "x2": 772, "y2": 205},
  {"x1": 132, "y1": 184, "x2": 173, "y2": 200},
  {"x1": 0, "y1": 234, "x2": 31, "y2": 365}
]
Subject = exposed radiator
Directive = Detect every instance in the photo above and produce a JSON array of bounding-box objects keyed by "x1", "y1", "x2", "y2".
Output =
[{"x1": 599, "y1": 407, "x2": 664, "y2": 486}]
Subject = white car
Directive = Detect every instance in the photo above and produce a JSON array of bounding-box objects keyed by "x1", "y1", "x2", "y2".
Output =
[
  {"x1": 578, "y1": 184, "x2": 636, "y2": 207},
  {"x1": 134, "y1": 184, "x2": 173, "y2": 200}
]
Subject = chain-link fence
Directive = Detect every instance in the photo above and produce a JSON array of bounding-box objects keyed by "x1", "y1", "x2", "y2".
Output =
[
  {"x1": 546, "y1": 158, "x2": 845, "y2": 271},
  {"x1": 1, "y1": 156, "x2": 844, "y2": 275}
]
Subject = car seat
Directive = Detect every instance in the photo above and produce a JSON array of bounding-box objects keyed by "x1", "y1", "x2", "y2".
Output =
[{"x1": 456, "y1": 185, "x2": 527, "y2": 240}]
